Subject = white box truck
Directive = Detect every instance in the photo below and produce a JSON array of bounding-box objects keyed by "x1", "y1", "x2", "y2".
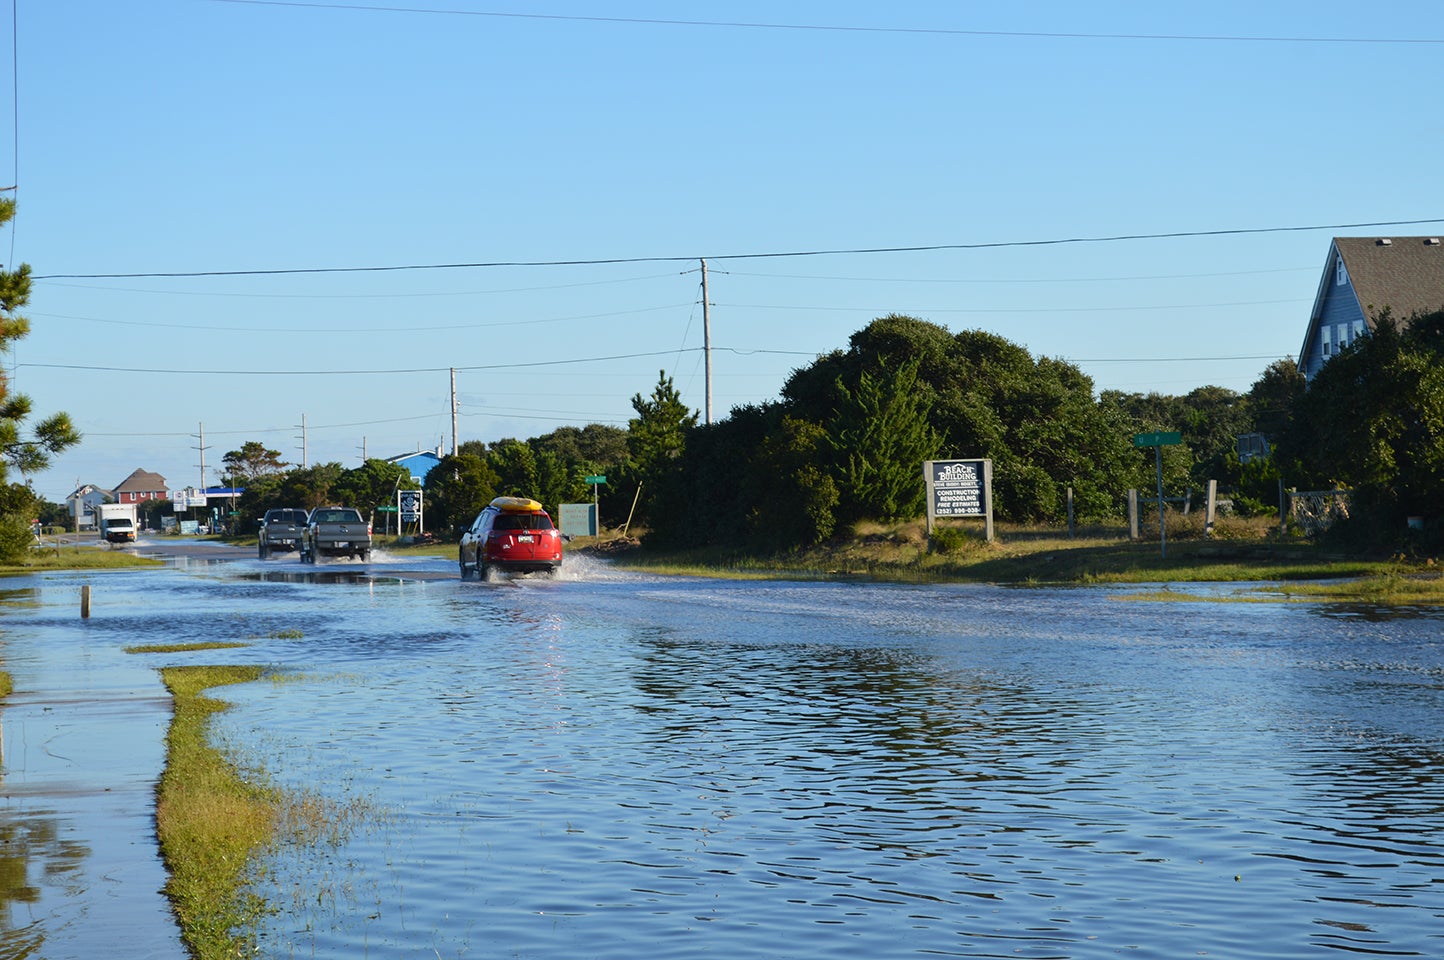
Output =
[{"x1": 96, "y1": 503, "x2": 139, "y2": 543}]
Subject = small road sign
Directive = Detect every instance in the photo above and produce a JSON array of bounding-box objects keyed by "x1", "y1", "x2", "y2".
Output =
[{"x1": 1133, "y1": 431, "x2": 1182, "y2": 448}]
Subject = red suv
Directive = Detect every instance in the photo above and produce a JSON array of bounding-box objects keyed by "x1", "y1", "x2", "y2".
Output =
[{"x1": 459, "y1": 497, "x2": 563, "y2": 579}]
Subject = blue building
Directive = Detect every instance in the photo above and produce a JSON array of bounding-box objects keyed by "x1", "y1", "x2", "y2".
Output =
[
  {"x1": 388, "y1": 448, "x2": 443, "y2": 486},
  {"x1": 1299, "y1": 237, "x2": 1444, "y2": 382}
]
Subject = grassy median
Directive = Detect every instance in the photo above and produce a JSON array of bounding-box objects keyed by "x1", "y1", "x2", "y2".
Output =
[{"x1": 156, "y1": 664, "x2": 276, "y2": 960}]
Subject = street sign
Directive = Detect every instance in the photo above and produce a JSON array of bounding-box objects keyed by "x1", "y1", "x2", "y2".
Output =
[
  {"x1": 584, "y1": 475, "x2": 607, "y2": 484},
  {"x1": 377, "y1": 505, "x2": 398, "y2": 513},
  {"x1": 1131, "y1": 432, "x2": 1182, "y2": 557}
]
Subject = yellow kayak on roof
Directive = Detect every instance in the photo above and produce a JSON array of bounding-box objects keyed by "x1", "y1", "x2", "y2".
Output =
[{"x1": 491, "y1": 496, "x2": 545, "y2": 512}]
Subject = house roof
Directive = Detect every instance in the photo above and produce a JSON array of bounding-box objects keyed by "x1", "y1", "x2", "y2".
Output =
[
  {"x1": 1332, "y1": 236, "x2": 1444, "y2": 323},
  {"x1": 113, "y1": 468, "x2": 169, "y2": 494},
  {"x1": 1300, "y1": 237, "x2": 1444, "y2": 375}
]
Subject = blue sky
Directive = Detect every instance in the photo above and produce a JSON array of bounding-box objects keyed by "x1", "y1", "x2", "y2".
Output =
[{"x1": 5, "y1": 1, "x2": 1443, "y2": 501}]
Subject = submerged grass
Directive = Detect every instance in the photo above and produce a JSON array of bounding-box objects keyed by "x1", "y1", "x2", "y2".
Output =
[
  {"x1": 156, "y1": 665, "x2": 275, "y2": 960},
  {"x1": 154, "y1": 663, "x2": 381, "y2": 959},
  {"x1": 126, "y1": 641, "x2": 251, "y2": 655}
]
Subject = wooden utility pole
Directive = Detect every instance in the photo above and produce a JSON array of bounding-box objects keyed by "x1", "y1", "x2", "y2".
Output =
[
  {"x1": 298, "y1": 414, "x2": 308, "y2": 468},
  {"x1": 196, "y1": 422, "x2": 207, "y2": 491},
  {"x1": 450, "y1": 367, "x2": 459, "y2": 455},
  {"x1": 701, "y1": 259, "x2": 712, "y2": 426}
]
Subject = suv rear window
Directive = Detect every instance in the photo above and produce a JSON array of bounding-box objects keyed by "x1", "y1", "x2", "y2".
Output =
[{"x1": 494, "y1": 514, "x2": 553, "y2": 531}]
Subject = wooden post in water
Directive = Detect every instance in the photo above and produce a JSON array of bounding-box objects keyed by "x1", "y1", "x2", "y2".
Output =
[
  {"x1": 1205, "y1": 479, "x2": 1218, "y2": 539},
  {"x1": 80, "y1": 584, "x2": 91, "y2": 618}
]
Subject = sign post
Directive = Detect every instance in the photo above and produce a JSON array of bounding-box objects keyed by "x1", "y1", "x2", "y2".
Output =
[
  {"x1": 398, "y1": 489, "x2": 423, "y2": 534},
  {"x1": 584, "y1": 475, "x2": 606, "y2": 515},
  {"x1": 923, "y1": 459, "x2": 993, "y2": 543},
  {"x1": 1132, "y1": 431, "x2": 1182, "y2": 557}
]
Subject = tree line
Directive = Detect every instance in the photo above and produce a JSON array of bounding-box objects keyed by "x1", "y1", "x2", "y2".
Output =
[{"x1": 7, "y1": 306, "x2": 1443, "y2": 557}]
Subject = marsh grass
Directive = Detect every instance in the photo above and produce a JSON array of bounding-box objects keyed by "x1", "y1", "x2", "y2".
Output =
[
  {"x1": 0, "y1": 543, "x2": 160, "y2": 574},
  {"x1": 155, "y1": 664, "x2": 383, "y2": 959},
  {"x1": 157, "y1": 665, "x2": 275, "y2": 960},
  {"x1": 615, "y1": 517, "x2": 1423, "y2": 591},
  {"x1": 125, "y1": 641, "x2": 251, "y2": 655}
]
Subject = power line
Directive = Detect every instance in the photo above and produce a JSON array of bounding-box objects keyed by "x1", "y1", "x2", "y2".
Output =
[
  {"x1": 203, "y1": 1, "x2": 1444, "y2": 45},
  {"x1": 38, "y1": 271, "x2": 680, "y2": 299},
  {"x1": 20, "y1": 344, "x2": 1286, "y2": 379},
  {"x1": 31, "y1": 302, "x2": 690, "y2": 333},
  {"x1": 726, "y1": 266, "x2": 1317, "y2": 284},
  {"x1": 722, "y1": 298, "x2": 1309, "y2": 314},
  {"x1": 17, "y1": 348, "x2": 703, "y2": 377},
  {"x1": 32, "y1": 217, "x2": 1444, "y2": 280}
]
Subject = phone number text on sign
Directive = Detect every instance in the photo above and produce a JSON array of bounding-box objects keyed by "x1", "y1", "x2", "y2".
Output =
[{"x1": 931, "y1": 460, "x2": 987, "y2": 517}]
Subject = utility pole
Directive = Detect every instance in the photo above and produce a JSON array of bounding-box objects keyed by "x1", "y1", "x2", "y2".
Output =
[
  {"x1": 700, "y1": 258, "x2": 712, "y2": 425},
  {"x1": 360, "y1": 436, "x2": 368, "y2": 463},
  {"x1": 450, "y1": 367, "x2": 458, "y2": 455},
  {"x1": 297, "y1": 414, "x2": 308, "y2": 468},
  {"x1": 195, "y1": 422, "x2": 207, "y2": 492}
]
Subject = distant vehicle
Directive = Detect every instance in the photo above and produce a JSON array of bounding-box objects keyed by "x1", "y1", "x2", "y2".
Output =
[
  {"x1": 95, "y1": 503, "x2": 139, "y2": 544},
  {"x1": 459, "y1": 497, "x2": 562, "y2": 579},
  {"x1": 257, "y1": 508, "x2": 309, "y2": 559},
  {"x1": 300, "y1": 507, "x2": 373, "y2": 563}
]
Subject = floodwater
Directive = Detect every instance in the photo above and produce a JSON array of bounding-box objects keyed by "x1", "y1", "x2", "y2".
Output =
[{"x1": 1, "y1": 544, "x2": 1443, "y2": 959}]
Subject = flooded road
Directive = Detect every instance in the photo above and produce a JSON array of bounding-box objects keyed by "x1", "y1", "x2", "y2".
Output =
[{"x1": 2, "y1": 543, "x2": 1443, "y2": 958}]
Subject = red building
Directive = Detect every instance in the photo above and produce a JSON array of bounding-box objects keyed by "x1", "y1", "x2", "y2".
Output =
[{"x1": 112, "y1": 469, "x2": 169, "y2": 505}]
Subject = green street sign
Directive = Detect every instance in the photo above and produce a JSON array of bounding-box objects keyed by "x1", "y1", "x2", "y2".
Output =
[
  {"x1": 1133, "y1": 431, "x2": 1182, "y2": 448},
  {"x1": 584, "y1": 475, "x2": 607, "y2": 484},
  {"x1": 377, "y1": 505, "x2": 398, "y2": 513}
]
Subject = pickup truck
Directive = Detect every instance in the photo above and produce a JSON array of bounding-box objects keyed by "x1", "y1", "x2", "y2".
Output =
[
  {"x1": 257, "y1": 508, "x2": 309, "y2": 559},
  {"x1": 300, "y1": 507, "x2": 373, "y2": 563}
]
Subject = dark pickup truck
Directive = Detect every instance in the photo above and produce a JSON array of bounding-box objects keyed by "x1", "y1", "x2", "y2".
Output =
[
  {"x1": 258, "y1": 508, "x2": 309, "y2": 559},
  {"x1": 300, "y1": 507, "x2": 373, "y2": 563}
]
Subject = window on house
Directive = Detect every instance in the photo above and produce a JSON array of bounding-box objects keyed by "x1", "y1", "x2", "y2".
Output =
[
  {"x1": 1336, "y1": 257, "x2": 1348, "y2": 285},
  {"x1": 1353, "y1": 320, "x2": 1366, "y2": 339},
  {"x1": 1338, "y1": 323, "x2": 1349, "y2": 348},
  {"x1": 1321, "y1": 326, "x2": 1332, "y2": 357}
]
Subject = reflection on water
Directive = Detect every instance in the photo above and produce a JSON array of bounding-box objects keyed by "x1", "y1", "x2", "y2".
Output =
[
  {"x1": 0, "y1": 812, "x2": 87, "y2": 958},
  {"x1": 3, "y1": 560, "x2": 1444, "y2": 959},
  {"x1": 197, "y1": 575, "x2": 1444, "y2": 960}
]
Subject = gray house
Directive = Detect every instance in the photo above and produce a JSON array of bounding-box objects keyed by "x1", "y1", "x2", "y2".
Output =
[
  {"x1": 65, "y1": 483, "x2": 112, "y2": 530},
  {"x1": 1299, "y1": 236, "x2": 1444, "y2": 382}
]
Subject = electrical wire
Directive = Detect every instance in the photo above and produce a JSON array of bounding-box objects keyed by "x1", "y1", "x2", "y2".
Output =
[
  {"x1": 38, "y1": 271, "x2": 681, "y2": 299},
  {"x1": 31, "y1": 302, "x2": 690, "y2": 333},
  {"x1": 32, "y1": 217, "x2": 1444, "y2": 280},
  {"x1": 201, "y1": 1, "x2": 1444, "y2": 45},
  {"x1": 16, "y1": 348, "x2": 704, "y2": 376}
]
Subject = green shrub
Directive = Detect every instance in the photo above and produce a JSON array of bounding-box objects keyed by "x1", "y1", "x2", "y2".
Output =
[{"x1": 0, "y1": 514, "x2": 35, "y2": 563}]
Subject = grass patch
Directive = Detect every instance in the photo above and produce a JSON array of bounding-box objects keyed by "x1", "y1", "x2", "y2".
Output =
[
  {"x1": 125, "y1": 641, "x2": 252, "y2": 655},
  {"x1": 1263, "y1": 569, "x2": 1444, "y2": 604},
  {"x1": 613, "y1": 518, "x2": 1434, "y2": 594},
  {"x1": 156, "y1": 665, "x2": 381, "y2": 959},
  {"x1": 0, "y1": 542, "x2": 160, "y2": 575},
  {"x1": 156, "y1": 664, "x2": 276, "y2": 960}
]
